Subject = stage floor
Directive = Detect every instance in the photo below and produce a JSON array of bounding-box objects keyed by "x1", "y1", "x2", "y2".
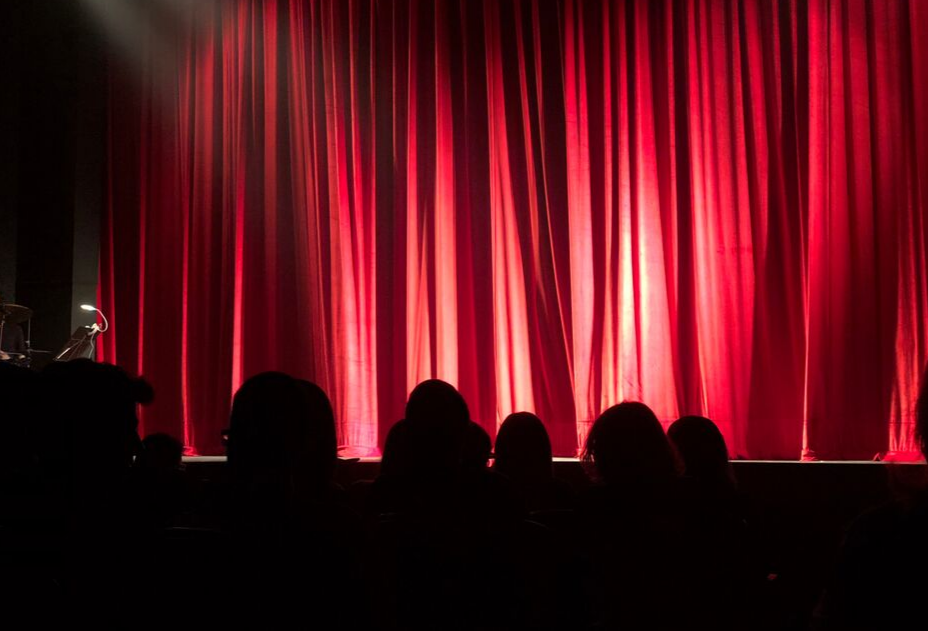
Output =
[{"x1": 181, "y1": 456, "x2": 926, "y2": 505}]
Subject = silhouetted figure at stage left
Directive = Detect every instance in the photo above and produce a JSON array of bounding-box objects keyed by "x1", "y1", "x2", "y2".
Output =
[
  {"x1": 38, "y1": 359, "x2": 152, "y2": 614},
  {"x1": 669, "y1": 415, "x2": 769, "y2": 630},
  {"x1": 42, "y1": 359, "x2": 151, "y2": 485},
  {"x1": 223, "y1": 371, "x2": 367, "y2": 625},
  {"x1": 0, "y1": 363, "x2": 39, "y2": 493},
  {"x1": 579, "y1": 402, "x2": 700, "y2": 630},
  {"x1": 0, "y1": 363, "x2": 52, "y2": 609},
  {"x1": 0, "y1": 291, "x2": 26, "y2": 355},
  {"x1": 814, "y1": 364, "x2": 928, "y2": 631}
]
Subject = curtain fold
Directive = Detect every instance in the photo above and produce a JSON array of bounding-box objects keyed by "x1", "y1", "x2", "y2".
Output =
[{"x1": 100, "y1": 0, "x2": 928, "y2": 459}]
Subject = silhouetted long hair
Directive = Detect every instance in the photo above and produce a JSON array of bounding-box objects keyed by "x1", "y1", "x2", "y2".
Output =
[
  {"x1": 494, "y1": 412, "x2": 552, "y2": 482},
  {"x1": 228, "y1": 372, "x2": 336, "y2": 496},
  {"x1": 405, "y1": 379, "x2": 470, "y2": 427},
  {"x1": 667, "y1": 415, "x2": 734, "y2": 492},
  {"x1": 403, "y1": 379, "x2": 470, "y2": 476},
  {"x1": 582, "y1": 402, "x2": 678, "y2": 486}
]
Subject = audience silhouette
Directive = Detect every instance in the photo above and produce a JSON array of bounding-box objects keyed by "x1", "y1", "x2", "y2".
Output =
[
  {"x1": 129, "y1": 432, "x2": 191, "y2": 530},
  {"x1": 36, "y1": 359, "x2": 152, "y2": 616},
  {"x1": 668, "y1": 415, "x2": 734, "y2": 495},
  {"x1": 579, "y1": 402, "x2": 697, "y2": 629},
  {"x1": 2, "y1": 358, "x2": 926, "y2": 629},
  {"x1": 814, "y1": 365, "x2": 928, "y2": 630},
  {"x1": 669, "y1": 415, "x2": 769, "y2": 630},
  {"x1": 494, "y1": 411, "x2": 574, "y2": 514},
  {"x1": 223, "y1": 371, "x2": 366, "y2": 624}
]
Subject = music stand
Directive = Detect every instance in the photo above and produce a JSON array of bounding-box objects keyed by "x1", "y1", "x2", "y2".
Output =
[{"x1": 54, "y1": 326, "x2": 100, "y2": 361}]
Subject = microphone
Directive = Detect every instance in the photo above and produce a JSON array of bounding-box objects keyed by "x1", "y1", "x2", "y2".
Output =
[{"x1": 80, "y1": 304, "x2": 109, "y2": 333}]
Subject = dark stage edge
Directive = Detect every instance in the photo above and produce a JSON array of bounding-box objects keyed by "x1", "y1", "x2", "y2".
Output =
[
  {"x1": 181, "y1": 457, "x2": 927, "y2": 524},
  {"x1": 180, "y1": 457, "x2": 928, "y2": 559}
]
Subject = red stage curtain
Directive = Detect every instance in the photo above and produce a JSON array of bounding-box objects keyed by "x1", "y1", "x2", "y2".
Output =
[{"x1": 99, "y1": 0, "x2": 928, "y2": 459}]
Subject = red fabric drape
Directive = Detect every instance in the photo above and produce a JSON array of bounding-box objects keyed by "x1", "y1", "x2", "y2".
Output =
[{"x1": 100, "y1": 0, "x2": 928, "y2": 459}]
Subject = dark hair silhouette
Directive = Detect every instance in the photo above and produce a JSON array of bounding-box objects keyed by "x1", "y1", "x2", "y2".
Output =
[
  {"x1": 227, "y1": 372, "x2": 336, "y2": 496},
  {"x1": 223, "y1": 373, "x2": 363, "y2": 624},
  {"x1": 405, "y1": 379, "x2": 470, "y2": 427},
  {"x1": 403, "y1": 379, "x2": 470, "y2": 476},
  {"x1": 494, "y1": 412, "x2": 552, "y2": 483},
  {"x1": 41, "y1": 359, "x2": 152, "y2": 478},
  {"x1": 137, "y1": 433, "x2": 184, "y2": 472},
  {"x1": 228, "y1": 372, "x2": 304, "y2": 482},
  {"x1": 582, "y1": 401, "x2": 678, "y2": 486},
  {"x1": 667, "y1": 415, "x2": 734, "y2": 491}
]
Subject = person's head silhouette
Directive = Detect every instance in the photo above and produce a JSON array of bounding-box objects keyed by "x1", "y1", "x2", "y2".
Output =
[
  {"x1": 582, "y1": 402, "x2": 678, "y2": 487},
  {"x1": 228, "y1": 372, "x2": 335, "y2": 497},
  {"x1": 493, "y1": 412, "x2": 552, "y2": 483},
  {"x1": 667, "y1": 415, "x2": 734, "y2": 491},
  {"x1": 137, "y1": 433, "x2": 184, "y2": 472},
  {"x1": 405, "y1": 379, "x2": 470, "y2": 426},
  {"x1": 42, "y1": 359, "x2": 152, "y2": 479},
  {"x1": 403, "y1": 379, "x2": 470, "y2": 476}
]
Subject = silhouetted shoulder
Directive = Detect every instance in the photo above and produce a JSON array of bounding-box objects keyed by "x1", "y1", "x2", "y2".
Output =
[{"x1": 815, "y1": 490, "x2": 928, "y2": 631}]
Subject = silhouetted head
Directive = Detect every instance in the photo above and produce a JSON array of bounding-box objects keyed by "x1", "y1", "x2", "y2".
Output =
[
  {"x1": 493, "y1": 412, "x2": 552, "y2": 482},
  {"x1": 461, "y1": 421, "x2": 492, "y2": 474},
  {"x1": 405, "y1": 379, "x2": 470, "y2": 427},
  {"x1": 668, "y1": 415, "x2": 734, "y2": 490},
  {"x1": 41, "y1": 359, "x2": 152, "y2": 478},
  {"x1": 404, "y1": 379, "x2": 470, "y2": 474},
  {"x1": 137, "y1": 433, "x2": 184, "y2": 472},
  {"x1": 228, "y1": 372, "x2": 336, "y2": 495},
  {"x1": 918, "y1": 362, "x2": 928, "y2": 460},
  {"x1": 582, "y1": 402, "x2": 678, "y2": 486}
]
